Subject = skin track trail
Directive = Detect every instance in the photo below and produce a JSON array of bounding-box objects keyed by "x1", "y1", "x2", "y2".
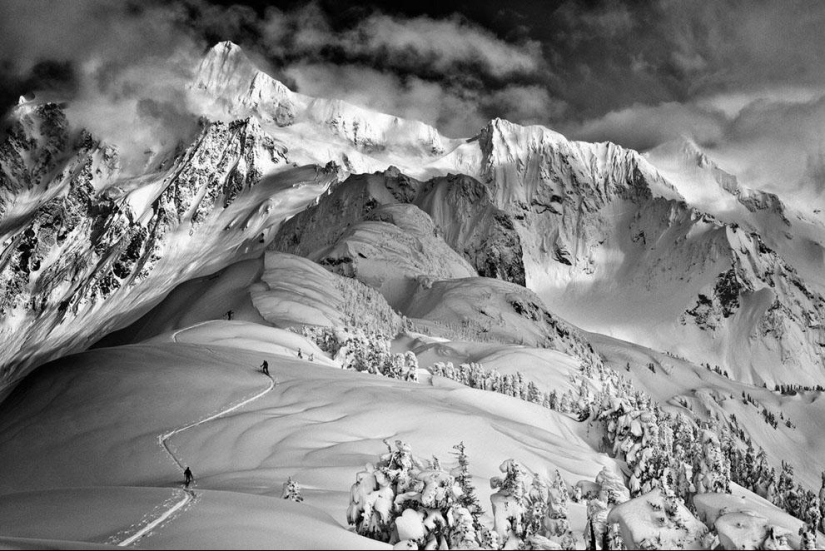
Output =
[{"x1": 116, "y1": 366, "x2": 276, "y2": 547}]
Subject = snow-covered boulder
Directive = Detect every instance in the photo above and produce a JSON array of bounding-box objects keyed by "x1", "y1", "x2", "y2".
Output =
[
  {"x1": 694, "y1": 488, "x2": 824, "y2": 550},
  {"x1": 606, "y1": 488, "x2": 709, "y2": 549}
]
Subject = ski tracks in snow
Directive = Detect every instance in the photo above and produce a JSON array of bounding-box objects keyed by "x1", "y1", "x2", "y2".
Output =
[{"x1": 116, "y1": 373, "x2": 276, "y2": 547}]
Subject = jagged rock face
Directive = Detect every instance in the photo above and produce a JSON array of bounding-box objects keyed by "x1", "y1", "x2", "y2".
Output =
[
  {"x1": 413, "y1": 172, "x2": 525, "y2": 285},
  {"x1": 0, "y1": 103, "x2": 329, "y2": 394},
  {"x1": 0, "y1": 103, "x2": 70, "y2": 202},
  {"x1": 475, "y1": 118, "x2": 684, "y2": 277},
  {"x1": 271, "y1": 167, "x2": 526, "y2": 287},
  {"x1": 684, "y1": 268, "x2": 744, "y2": 329},
  {"x1": 0, "y1": 104, "x2": 119, "y2": 229},
  {"x1": 474, "y1": 119, "x2": 825, "y2": 385},
  {"x1": 680, "y1": 226, "x2": 825, "y2": 384}
]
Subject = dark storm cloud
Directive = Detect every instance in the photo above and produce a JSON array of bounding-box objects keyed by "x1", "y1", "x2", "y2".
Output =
[
  {"x1": 0, "y1": 0, "x2": 209, "y2": 167},
  {"x1": 0, "y1": 0, "x2": 558, "y2": 139},
  {"x1": 536, "y1": 0, "x2": 825, "y2": 116},
  {"x1": 250, "y1": 3, "x2": 558, "y2": 136},
  {"x1": 163, "y1": 0, "x2": 560, "y2": 136}
]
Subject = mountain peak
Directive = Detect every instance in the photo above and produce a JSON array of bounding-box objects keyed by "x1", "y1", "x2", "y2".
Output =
[
  {"x1": 214, "y1": 40, "x2": 243, "y2": 54},
  {"x1": 195, "y1": 41, "x2": 258, "y2": 93},
  {"x1": 193, "y1": 41, "x2": 297, "y2": 126}
]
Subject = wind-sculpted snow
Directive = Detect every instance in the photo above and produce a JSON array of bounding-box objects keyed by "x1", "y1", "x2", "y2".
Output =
[
  {"x1": 402, "y1": 276, "x2": 602, "y2": 368},
  {"x1": 647, "y1": 137, "x2": 790, "y2": 226},
  {"x1": 311, "y1": 204, "x2": 478, "y2": 308}
]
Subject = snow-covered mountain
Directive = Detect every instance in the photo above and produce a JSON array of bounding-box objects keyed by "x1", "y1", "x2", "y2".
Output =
[
  {"x1": 0, "y1": 98, "x2": 331, "y2": 393},
  {"x1": 467, "y1": 121, "x2": 825, "y2": 385},
  {"x1": 2, "y1": 40, "x2": 825, "y2": 550},
  {"x1": 3, "y1": 38, "x2": 825, "y2": 392},
  {"x1": 195, "y1": 41, "x2": 825, "y2": 385}
]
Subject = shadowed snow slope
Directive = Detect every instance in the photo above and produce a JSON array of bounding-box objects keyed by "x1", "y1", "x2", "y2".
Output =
[
  {"x1": 401, "y1": 276, "x2": 601, "y2": 367},
  {"x1": 271, "y1": 168, "x2": 524, "y2": 287}
]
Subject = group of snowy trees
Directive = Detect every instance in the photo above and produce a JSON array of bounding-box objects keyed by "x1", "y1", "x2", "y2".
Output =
[
  {"x1": 347, "y1": 440, "x2": 583, "y2": 550},
  {"x1": 576, "y1": 358, "x2": 824, "y2": 544},
  {"x1": 297, "y1": 313, "x2": 822, "y2": 545},
  {"x1": 429, "y1": 361, "x2": 580, "y2": 415},
  {"x1": 774, "y1": 384, "x2": 825, "y2": 395},
  {"x1": 702, "y1": 363, "x2": 730, "y2": 379},
  {"x1": 429, "y1": 355, "x2": 733, "y2": 507},
  {"x1": 427, "y1": 351, "x2": 823, "y2": 543},
  {"x1": 336, "y1": 330, "x2": 419, "y2": 382},
  {"x1": 346, "y1": 440, "x2": 485, "y2": 549},
  {"x1": 588, "y1": 378, "x2": 730, "y2": 502},
  {"x1": 299, "y1": 326, "x2": 419, "y2": 382}
]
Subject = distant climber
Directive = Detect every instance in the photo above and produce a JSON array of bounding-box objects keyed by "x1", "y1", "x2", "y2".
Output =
[
  {"x1": 308, "y1": 353, "x2": 314, "y2": 362},
  {"x1": 184, "y1": 466, "x2": 194, "y2": 487},
  {"x1": 261, "y1": 360, "x2": 269, "y2": 376},
  {"x1": 226, "y1": 310, "x2": 234, "y2": 320},
  {"x1": 297, "y1": 348, "x2": 303, "y2": 359}
]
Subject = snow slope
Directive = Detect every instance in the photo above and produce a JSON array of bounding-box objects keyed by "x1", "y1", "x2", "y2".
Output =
[{"x1": 0, "y1": 324, "x2": 619, "y2": 548}]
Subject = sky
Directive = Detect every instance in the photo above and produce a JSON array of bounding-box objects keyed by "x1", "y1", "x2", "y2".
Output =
[{"x1": 2, "y1": 0, "x2": 825, "y2": 197}]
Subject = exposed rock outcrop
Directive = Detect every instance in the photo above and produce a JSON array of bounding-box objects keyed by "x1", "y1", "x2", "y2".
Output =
[{"x1": 271, "y1": 167, "x2": 526, "y2": 287}]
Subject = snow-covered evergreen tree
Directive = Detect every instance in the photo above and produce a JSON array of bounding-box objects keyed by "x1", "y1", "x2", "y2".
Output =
[
  {"x1": 282, "y1": 476, "x2": 304, "y2": 502},
  {"x1": 348, "y1": 440, "x2": 484, "y2": 549},
  {"x1": 490, "y1": 459, "x2": 528, "y2": 548},
  {"x1": 403, "y1": 351, "x2": 419, "y2": 382},
  {"x1": 450, "y1": 442, "x2": 483, "y2": 527}
]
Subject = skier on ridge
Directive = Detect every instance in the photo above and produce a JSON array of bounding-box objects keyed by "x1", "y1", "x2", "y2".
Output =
[
  {"x1": 184, "y1": 466, "x2": 194, "y2": 487},
  {"x1": 261, "y1": 360, "x2": 269, "y2": 376}
]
